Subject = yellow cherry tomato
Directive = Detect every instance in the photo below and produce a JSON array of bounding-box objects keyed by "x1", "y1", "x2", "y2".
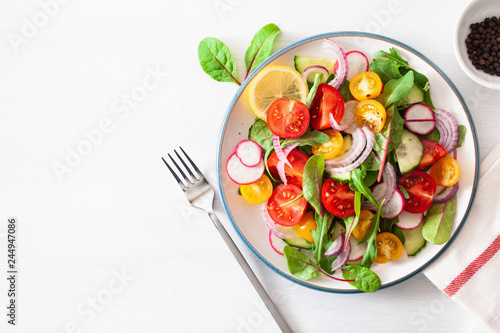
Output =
[
  {"x1": 349, "y1": 71, "x2": 383, "y2": 101},
  {"x1": 240, "y1": 174, "x2": 273, "y2": 204},
  {"x1": 373, "y1": 232, "x2": 404, "y2": 264},
  {"x1": 355, "y1": 99, "x2": 387, "y2": 133},
  {"x1": 429, "y1": 156, "x2": 460, "y2": 187},
  {"x1": 312, "y1": 129, "x2": 344, "y2": 159},
  {"x1": 352, "y1": 210, "x2": 375, "y2": 240},
  {"x1": 295, "y1": 211, "x2": 317, "y2": 243}
]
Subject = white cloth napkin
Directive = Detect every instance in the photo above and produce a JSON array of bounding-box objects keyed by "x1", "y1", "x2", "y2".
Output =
[{"x1": 424, "y1": 142, "x2": 500, "y2": 333}]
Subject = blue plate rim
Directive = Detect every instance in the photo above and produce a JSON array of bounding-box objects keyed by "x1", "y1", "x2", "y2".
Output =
[{"x1": 216, "y1": 31, "x2": 480, "y2": 293}]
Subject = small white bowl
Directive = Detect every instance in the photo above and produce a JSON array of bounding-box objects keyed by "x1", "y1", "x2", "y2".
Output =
[{"x1": 455, "y1": 0, "x2": 500, "y2": 89}]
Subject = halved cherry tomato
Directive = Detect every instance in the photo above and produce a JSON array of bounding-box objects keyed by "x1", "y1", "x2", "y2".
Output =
[
  {"x1": 349, "y1": 71, "x2": 383, "y2": 101},
  {"x1": 240, "y1": 174, "x2": 273, "y2": 205},
  {"x1": 309, "y1": 84, "x2": 345, "y2": 130},
  {"x1": 312, "y1": 129, "x2": 344, "y2": 159},
  {"x1": 418, "y1": 139, "x2": 447, "y2": 169},
  {"x1": 398, "y1": 169, "x2": 437, "y2": 213},
  {"x1": 267, "y1": 98, "x2": 310, "y2": 139},
  {"x1": 267, "y1": 149, "x2": 309, "y2": 188},
  {"x1": 321, "y1": 178, "x2": 355, "y2": 217},
  {"x1": 430, "y1": 156, "x2": 460, "y2": 187},
  {"x1": 354, "y1": 99, "x2": 387, "y2": 133},
  {"x1": 373, "y1": 232, "x2": 404, "y2": 264},
  {"x1": 352, "y1": 210, "x2": 375, "y2": 240},
  {"x1": 295, "y1": 211, "x2": 317, "y2": 243},
  {"x1": 267, "y1": 184, "x2": 307, "y2": 226}
]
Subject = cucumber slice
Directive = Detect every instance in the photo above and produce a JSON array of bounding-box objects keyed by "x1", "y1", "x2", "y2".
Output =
[
  {"x1": 330, "y1": 171, "x2": 350, "y2": 183},
  {"x1": 400, "y1": 85, "x2": 424, "y2": 105},
  {"x1": 401, "y1": 223, "x2": 426, "y2": 256},
  {"x1": 283, "y1": 237, "x2": 312, "y2": 250},
  {"x1": 395, "y1": 129, "x2": 424, "y2": 174},
  {"x1": 294, "y1": 56, "x2": 336, "y2": 83}
]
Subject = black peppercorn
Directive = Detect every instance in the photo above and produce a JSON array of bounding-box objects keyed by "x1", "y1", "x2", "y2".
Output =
[{"x1": 466, "y1": 16, "x2": 500, "y2": 76}]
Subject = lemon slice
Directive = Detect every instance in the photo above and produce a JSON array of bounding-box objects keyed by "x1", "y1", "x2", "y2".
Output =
[{"x1": 248, "y1": 66, "x2": 308, "y2": 120}]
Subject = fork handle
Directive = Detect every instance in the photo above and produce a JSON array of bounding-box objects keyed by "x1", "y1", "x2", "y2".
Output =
[{"x1": 208, "y1": 212, "x2": 293, "y2": 333}]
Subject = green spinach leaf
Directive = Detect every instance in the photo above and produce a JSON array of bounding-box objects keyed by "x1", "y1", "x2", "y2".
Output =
[
  {"x1": 399, "y1": 67, "x2": 429, "y2": 90},
  {"x1": 423, "y1": 89, "x2": 435, "y2": 110},
  {"x1": 373, "y1": 48, "x2": 409, "y2": 69},
  {"x1": 306, "y1": 73, "x2": 324, "y2": 107},
  {"x1": 339, "y1": 79, "x2": 354, "y2": 101},
  {"x1": 283, "y1": 245, "x2": 323, "y2": 280},
  {"x1": 383, "y1": 71, "x2": 414, "y2": 107},
  {"x1": 302, "y1": 155, "x2": 325, "y2": 216},
  {"x1": 455, "y1": 125, "x2": 467, "y2": 149},
  {"x1": 341, "y1": 265, "x2": 381, "y2": 292},
  {"x1": 424, "y1": 128, "x2": 440, "y2": 142},
  {"x1": 351, "y1": 167, "x2": 378, "y2": 208},
  {"x1": 422, "y1": 195, "x2": 457, "y2": 245},
  {"x1": 361, "y1": 200, "x2": 384, "y2": 268},
  {"x1": 370, "y1": 60, "x2": 402, "y2": 84},
  {"x1": 198, "y1": 37, "x2": 241, "y2": 85},
  {"x1": 248, "y1": 118, "x2": 275, "y2": 177},
  {"x1": 245, "y1": 23, "x2": 281, "y2": 77},
  {"x1": 311, "y1": 212, "x2": 330, "y2": 264},
  {"x1": 282, "y1": 129, "x2": 329, "y2": 148}
]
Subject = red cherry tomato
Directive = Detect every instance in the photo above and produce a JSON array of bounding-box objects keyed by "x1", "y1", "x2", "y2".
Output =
[
  {"x1": 267, "y1": 184, "x2": 307, "y2": 226},
  {"x1": 267, "y1": 149, "x2": 309, "y2": 188},
  {"x1": 267, "y1": 98, "x2": 310, "y2": 139},
  {"x1": 309, "y1": 84, "x2": 345, "y2": 130},
  {"x1": 418, "y1": 139, "x2": 448, "y2": 170},
  {"x1": 321, "y1": 178, "x2": 355, "y2": 217},
  {"x1": 398, "y1": 169, "x2": 437, "y2": 213}
]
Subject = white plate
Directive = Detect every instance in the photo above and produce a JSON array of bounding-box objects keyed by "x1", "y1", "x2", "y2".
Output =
[{"x1": 217, "y1": 32, "x2": 479, "y2": 293}]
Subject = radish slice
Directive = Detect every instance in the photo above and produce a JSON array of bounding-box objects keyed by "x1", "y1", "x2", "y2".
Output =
[
  {"x1": 226, "y1": 153, "x2": 264, "y2": 185},
  {"x1": 269, "y1": 230, "x2": 284, "y2": 255},
  {"x1": 302, "y1": 65, "x2": 330, "y2": 83},
  {"x1": 235, "y1": 140, "x2": 262, "y2": 167},
  {"x1": 348, "y1": 237, "x2": 367, "y2": 262},
  {"x1": 346, "y1": 50, "x2": 370, "y2": 81},
  {"x1": 404, "y1": 103, "x2": 436, "y2": 135},
  {"x1": 381, "y1": 188, "x2": 405, "y2": 219},
  {"x1": 324, "y1": 39, "x2": 348, "y2": 89},
  {"x1": 395, "y1": 211, "x2": 424, "y2": 230},
  {"x1": 433, "y1": 183, "x2": 459, "y2": 204},
  {"x1": 341, "y1": 100, "x2": 359, "y2": 134}
]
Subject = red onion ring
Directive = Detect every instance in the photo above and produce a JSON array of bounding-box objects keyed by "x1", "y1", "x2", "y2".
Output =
[
  {"x1": 261, "y1": 204, "x2": 297, "y2": 239},
  {"x1": 433, "y1": 183, "x2": 459, "y2": 204},
  {"x1": 331, "y1": 240, "x2": 351, "y2": 272},
  {"x1": 325, "y1": 127, "x2": 366, "y2": 168},
  {"x1": 302, "y1": 65, "x2": 330, "y2": 82},
  {"x1": 329, "y1": 112, "x2": 352, "y2": 131},
  {"x1": 435, "y1": 109, "x2": 459, "y2": 152},
  {"x1": 323, "y1": 39, "x2": 348, "y2": 89},
  {"x1": 324, "y1": 232, "x2": 345, "y2": 257}
]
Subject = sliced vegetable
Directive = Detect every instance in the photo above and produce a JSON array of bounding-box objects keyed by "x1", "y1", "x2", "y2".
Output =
[
  {"x1": 324, "y1": 39, "x2": 348, "y2": 89},
  {"x1": 269, "y1": 230, "x2": 284, "y2": 255},
  {"x1": 267, "y1": 98, "x2": 310, "y2": 139},
  {"x1": 312, "y1": 129, "x2": 344, "y2": 159},
  {"x1": 398, "y1": 169, "x2": 437, "y2": 214},
  {"x1": 309, "y1": 84, "x2": 345, "y2": 130},
  {"x1": 301, "y1": 65, "x2": 330, "y2": 83},
  {"x1": 395, "y1": 129, "x2": 424, "y2": 174},
  {"x1": 346, "y1": 51, "x2": 370, "y2": 81},
  {"x1": 341, "y1": 100, "x2": 359, "y2": 134},
  {"x1": 267, "y1": 184, "x2": 307, "y2": 226},
  {"x1": 352, "y1": 210, "x2": 375, "y2": 240},
  {"x1": 321, "y1": 178, "x2": 355, "y2": 217},
  {"x1": 235, "y1": 140, "x2": 262, "y2": 167},
  {"x1": 295, "y1": 211, "x2": 317, "y2": 243},
  {"x1": 240, "y1": 174, "x2": 273, "y2": 204},
  {"x1": 433, "y1": 183, "x2": 459, "y2": 204},
  {"x1": 400, "y1": 85, "x2": 424, "y2": 105},
  {"x1": 355, "y1": 99, "x2": 387, "y2": 134},
  {"x1": 349, "y1": 71, "x2": 383, "y2": 101},
  {"x1": 404, "y1": 103, "x2": 436, "y2": 135},
  {"x1": 394, "y1": 210, "x2": 424, "y2": 230},
  {"x1": 418, "y1": 139, "x2": 447, "y2": 170},
  {"x1": 380, "y1": 187, "x2": 405, "y2": 219},
  {"x1": 324, "y1": 231, "x2": 345, "y2": 257},
  {"x1": 401, "y1": 223, "x2": 426, "y2": 256},
  {"x1": 268, "y1": 148, "x2": 308, "y2": 188},
  {"x1": 434, "y1": 108, "x2": 459, "y2": 152},
  {"x1": 325, "y1": 127, "x2": 366, "y2": 168},
  {"x1": 348, "y1": 236, "x2": 368, "y2": 262},
  {"x1": 226, "y1": 153, "x2": 265, "y2": 185},
  {"x1": 294, "y1": 56, "x2": 336, "y2": 83},
  {"x1": 373, "y1": 232, "x2": 404, "y2": 264}
]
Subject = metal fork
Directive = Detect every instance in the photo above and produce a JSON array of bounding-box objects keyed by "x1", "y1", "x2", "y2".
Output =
[{"x1": 162, "y1": 147, "x2": 292, "y2": 333}]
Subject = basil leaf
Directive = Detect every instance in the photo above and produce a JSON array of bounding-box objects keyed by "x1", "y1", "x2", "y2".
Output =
[
  {"x1": 339, "y1": 79, "x2": 354, "y2": 101},
  {"x1": 373, "y1": 48, "x2": 409, "y2": 69},
  {"x1": 342, "y1": 265, "x2": 381, "y2": 292},
  {"x1": 282, "y1": 129, "x2": 329, "y2": 148},
  {"x1": 370, "y1": 60, "x2": 402, "y2": 84},
  {"x1": 283, "y1": 245, "x2": 323, "y2": 280},
  {"x1": 245, "y1": 23, "x2": 281, "y2": 77},
  {"x1": 455, "y1": 125, "x2": 467, "y2": 149},
  {"x1": 302, "y1": 155, "x2": 325, "y2": 216},
  {"x1": 383, "y1": 71, "x2": 414, "y2": 107},
  {"x1": 198, "y1": 37, "x2": 241, "y2": 85},
  {"x1": 422, "y1": 195, "x2": 457, "y2": 245},
  {"x1": 311, "y1": 212, "x2": 330, "y2": 265}
]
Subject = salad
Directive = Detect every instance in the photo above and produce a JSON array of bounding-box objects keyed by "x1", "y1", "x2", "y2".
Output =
[{"x1": 224, "y1": 39, "x2": 466, "y2": 292}]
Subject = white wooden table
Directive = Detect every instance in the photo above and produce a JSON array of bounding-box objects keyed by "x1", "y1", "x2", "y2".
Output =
[{"x1": 0, "y1": 0, "x2": 498, "y2": 332}]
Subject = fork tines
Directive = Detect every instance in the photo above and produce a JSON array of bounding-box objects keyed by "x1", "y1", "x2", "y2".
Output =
[{"x1": 161, "y1": 147, "x2": 202, "y2": 189}]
